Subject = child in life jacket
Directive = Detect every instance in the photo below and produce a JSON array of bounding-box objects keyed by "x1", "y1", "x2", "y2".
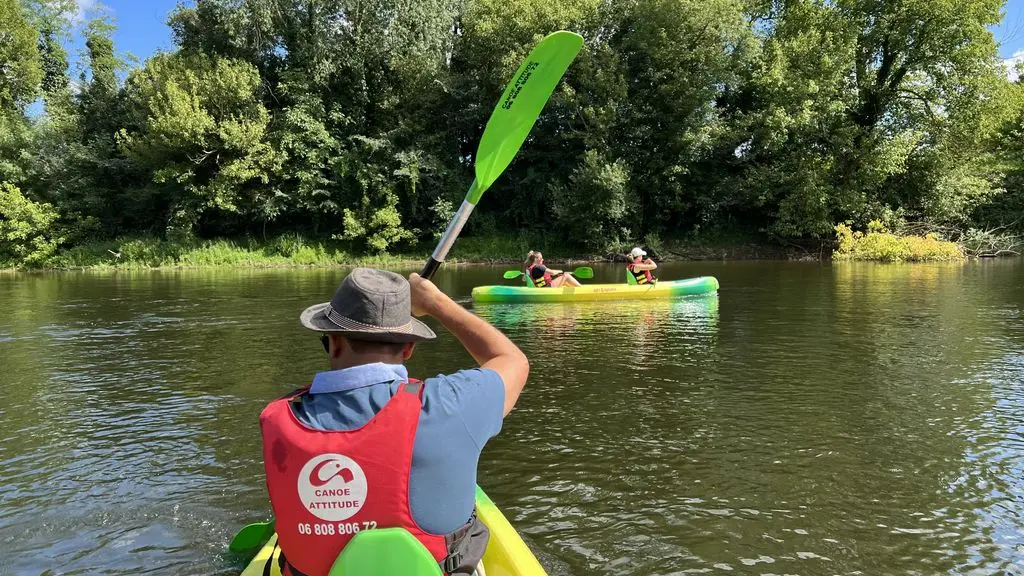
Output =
[{"x1": 625, "y1": 247, "x2": 657, "y2": 285}]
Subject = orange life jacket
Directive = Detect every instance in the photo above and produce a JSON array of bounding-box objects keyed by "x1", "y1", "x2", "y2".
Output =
[
  {"x1": 526, "y1": 264, "x2": 553, "y2": 287},
  {"x1": 627, "y1": 261, "x2": 654, "y2": 285}
]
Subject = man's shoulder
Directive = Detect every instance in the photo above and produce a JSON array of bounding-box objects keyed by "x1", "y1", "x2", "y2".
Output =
[
  {"x1": 417, "y1": 368, "x2": 505, "y2": 446},
  {"x1": 421, "y1": 367, "x2": 503, "y2": 390}
]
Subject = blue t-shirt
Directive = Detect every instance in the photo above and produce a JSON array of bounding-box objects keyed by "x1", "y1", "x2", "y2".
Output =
[{"x1": 289, "y1": 363, "x2": 505, "y2": 534}]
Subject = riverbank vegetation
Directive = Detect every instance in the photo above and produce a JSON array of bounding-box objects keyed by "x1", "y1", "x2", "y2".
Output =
[
  {"x1": 0, "y1": 231, "x2": 794, "y2": 270},
  {"x1": 833, "y1": 222, "x2": 965, "y2": 263},
  {"x1": 3, "y1": 0, "x2": 1024, "y2": 269},
  {"x1": 0, "y1": 233, "x2": 554, "y2": 270}
]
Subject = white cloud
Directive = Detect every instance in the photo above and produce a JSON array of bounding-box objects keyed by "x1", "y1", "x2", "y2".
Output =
[
  {"x1": 71, "y1": 0, "x2": 98, "y2": 24},
  {"x1": 1004, "y1": 50, "x2": 1024, "y2": 83}
]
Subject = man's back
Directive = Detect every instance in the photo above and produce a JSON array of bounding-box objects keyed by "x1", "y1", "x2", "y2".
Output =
[
  {"x1": 290, "y1": 363, "x2": 505, "y2": 534},
  {"x1": 262, "y1": 268, "x2": 529, "y2": 574}
]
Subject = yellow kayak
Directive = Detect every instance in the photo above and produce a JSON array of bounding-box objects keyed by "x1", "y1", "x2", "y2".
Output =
[
  {"x1": 241, "y1": 486, "x2": 545, "y2": 576},
  {"x1": 471, "y1": 276, "x2": 720, "y2": 303}
]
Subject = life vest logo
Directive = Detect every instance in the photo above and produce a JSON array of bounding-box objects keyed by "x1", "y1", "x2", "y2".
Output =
[{"x1": 297, "y1": 454, "x2": 368, "y2": 521}]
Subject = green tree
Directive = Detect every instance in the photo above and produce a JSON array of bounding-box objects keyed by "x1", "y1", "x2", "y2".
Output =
[
  {"x1": 449, "y1": 0, "x2": 606, "y2": 233},
  {"x1": 550, "y1": 149, "x2": 631, "y2": 248},
  {"x1": 165, "y1": 0, "x2": 465, "y2": 250},
  {"x1": 609, "y1": 0, "x2": 754, "y2": 234},
  {"x1": 976, "y1": 76, "x2": 1024, "y2": 232},
  {"x1": 0, "y1": 0, "x2": 43, "y2": 187},
  {"x1": 24, "y1": 0, "x2": 76, "y2": 112},
  {"x1": 0, "y1": 182, "x2": 64, "y2": 266},
  {"x1": 78, "y1": 17, "x2": 122, "y2": 137},
  {"x1": 119, "y1": 52, "x2": 278, "y2": 240},
  {"x1": 38, "y1": 27, "x2": 71, "y2": 110},
  {"x1": 18, "y1": 13, "x2": 140, "y2": 237},
  {"x1": 718, "y1": 0, "x2": 1005, "y2": 238},
  {"x1": 0, "y1": 0, "x2": 43, "y2": 113}
]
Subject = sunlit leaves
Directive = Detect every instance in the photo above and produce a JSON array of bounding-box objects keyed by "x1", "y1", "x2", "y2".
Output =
[{"x1": 119, "y1": 53, "x2": 277, "y2": 232}]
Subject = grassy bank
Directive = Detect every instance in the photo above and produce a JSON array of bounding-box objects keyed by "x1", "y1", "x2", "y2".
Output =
[
  {"x1": 0, "y1": 234, "x2": 576, "y2": 271},
  {"x1": 1, "y1": 232, "x2": 821, "y2": 272},
  {"x1": 4, "y1": 226, "x2": 1015, "y2": 271}
]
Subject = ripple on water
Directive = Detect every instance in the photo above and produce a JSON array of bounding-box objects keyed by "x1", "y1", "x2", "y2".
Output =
[{"x1": 2, "y1": 264, "x2": 1024, "y2": 574}]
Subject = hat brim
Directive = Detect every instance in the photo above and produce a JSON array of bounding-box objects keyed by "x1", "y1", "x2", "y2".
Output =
[{"x1": 299, "y1": 302, "x2": 436, "y2": 343}]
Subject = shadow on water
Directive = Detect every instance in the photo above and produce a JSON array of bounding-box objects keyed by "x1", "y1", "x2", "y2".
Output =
[{"x1": 0, "y1": 262, "x2": 1022, "y2": 575}]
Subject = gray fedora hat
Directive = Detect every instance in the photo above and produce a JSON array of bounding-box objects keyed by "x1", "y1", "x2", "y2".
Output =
[{"x1": 299, "y1": 268, "x2": 436, "y2": 343}]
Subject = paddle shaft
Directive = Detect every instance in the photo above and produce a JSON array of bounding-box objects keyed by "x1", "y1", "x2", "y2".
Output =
[{"x1": 422, "y1": 192, "x2": 479, "y2": 280}]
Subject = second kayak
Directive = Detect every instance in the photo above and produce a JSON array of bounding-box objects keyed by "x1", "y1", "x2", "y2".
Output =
[
  {"x1": 240, "y1": 485, "x2": 545, "y2": 576},
  {"x1": 471, "y1": 276, "x2": 720, "y2": 303}
]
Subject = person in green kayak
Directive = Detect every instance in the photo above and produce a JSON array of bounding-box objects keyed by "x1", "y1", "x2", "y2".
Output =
[
  {"x1": 259, "y1": 268, "x2": 529, "y2": 576},
  {"x1": 524, "y1": 250, "x2": 582, "y2": 288},
  {"x1": 625, "y1": 247, "x2": 657, "y2": 285}
]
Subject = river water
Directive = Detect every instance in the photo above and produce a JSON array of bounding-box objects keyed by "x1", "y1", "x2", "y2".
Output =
[{"x1": 0, "y1": 261, "x2": 1021, "y2": 575}]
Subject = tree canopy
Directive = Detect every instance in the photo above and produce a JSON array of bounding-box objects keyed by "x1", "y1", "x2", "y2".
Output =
[{"x1": 1, "y1": 0, "x2": 1022, "y2": 263}]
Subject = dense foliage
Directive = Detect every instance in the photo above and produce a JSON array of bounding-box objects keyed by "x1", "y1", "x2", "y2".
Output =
[
  {"x1": 2, "y1": 0, "x2": 1024, "y2": 265},
  {"x1": 833, "y1": 221, "x2": 965, "y2": 262}
]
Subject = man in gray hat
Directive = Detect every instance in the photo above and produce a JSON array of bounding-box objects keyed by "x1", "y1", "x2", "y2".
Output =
[{"x1": 259, "y1": 268, "x2": 529, "y2": 575}]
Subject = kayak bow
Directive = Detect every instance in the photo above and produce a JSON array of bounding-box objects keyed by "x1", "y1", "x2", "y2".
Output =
[{"x1": 239, "y1": 486, "x2": 546, "y2": 576}]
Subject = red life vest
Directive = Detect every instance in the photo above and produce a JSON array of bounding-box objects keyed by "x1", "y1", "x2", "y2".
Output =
[
  {"x1": 260, "y1": 380, "x2": 449, "y2": 576},
  {"x1": 526, "y1": 264, "x2": 553, "y2": 287},
  {"x1": 627, "y1": 261, "x2": 654, "y2": 284}
]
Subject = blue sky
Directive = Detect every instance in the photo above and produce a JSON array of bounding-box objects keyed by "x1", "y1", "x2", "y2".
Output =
[
  {"x1": 70, "y1": 0, "x2": 1024, "y2": 71},
  {"x1": 994, "y1": 0, "x2": 1024, "y2": 76},
  {"x1": 69, "y1": 0, "x2": 177, "y2": 67}
]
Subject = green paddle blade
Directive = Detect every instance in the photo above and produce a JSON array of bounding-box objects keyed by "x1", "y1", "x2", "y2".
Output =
[
  {"x1": 503, "y1": 270, "x2": 525, "y2": 279},
  {"x1": 228, "y1": 520, "x2": 274, "y2": 553},
  {"x1": 468, "y1": 31, "x2": 584, "y2": 205},
  {"x1": 572, "y1": 266, "x2": 594, "y2": 279},
  {"x1": 421, "y1": 30, "x2": 583, "y2": 279}
]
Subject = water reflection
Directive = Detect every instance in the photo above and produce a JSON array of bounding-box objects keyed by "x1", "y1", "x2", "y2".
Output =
[
  {"x1": 474, "y1": 294, "x2": 719, "y2": 339},
  {"x1": 472, "y1": 295, "x2": 719, "y2": 383}
]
